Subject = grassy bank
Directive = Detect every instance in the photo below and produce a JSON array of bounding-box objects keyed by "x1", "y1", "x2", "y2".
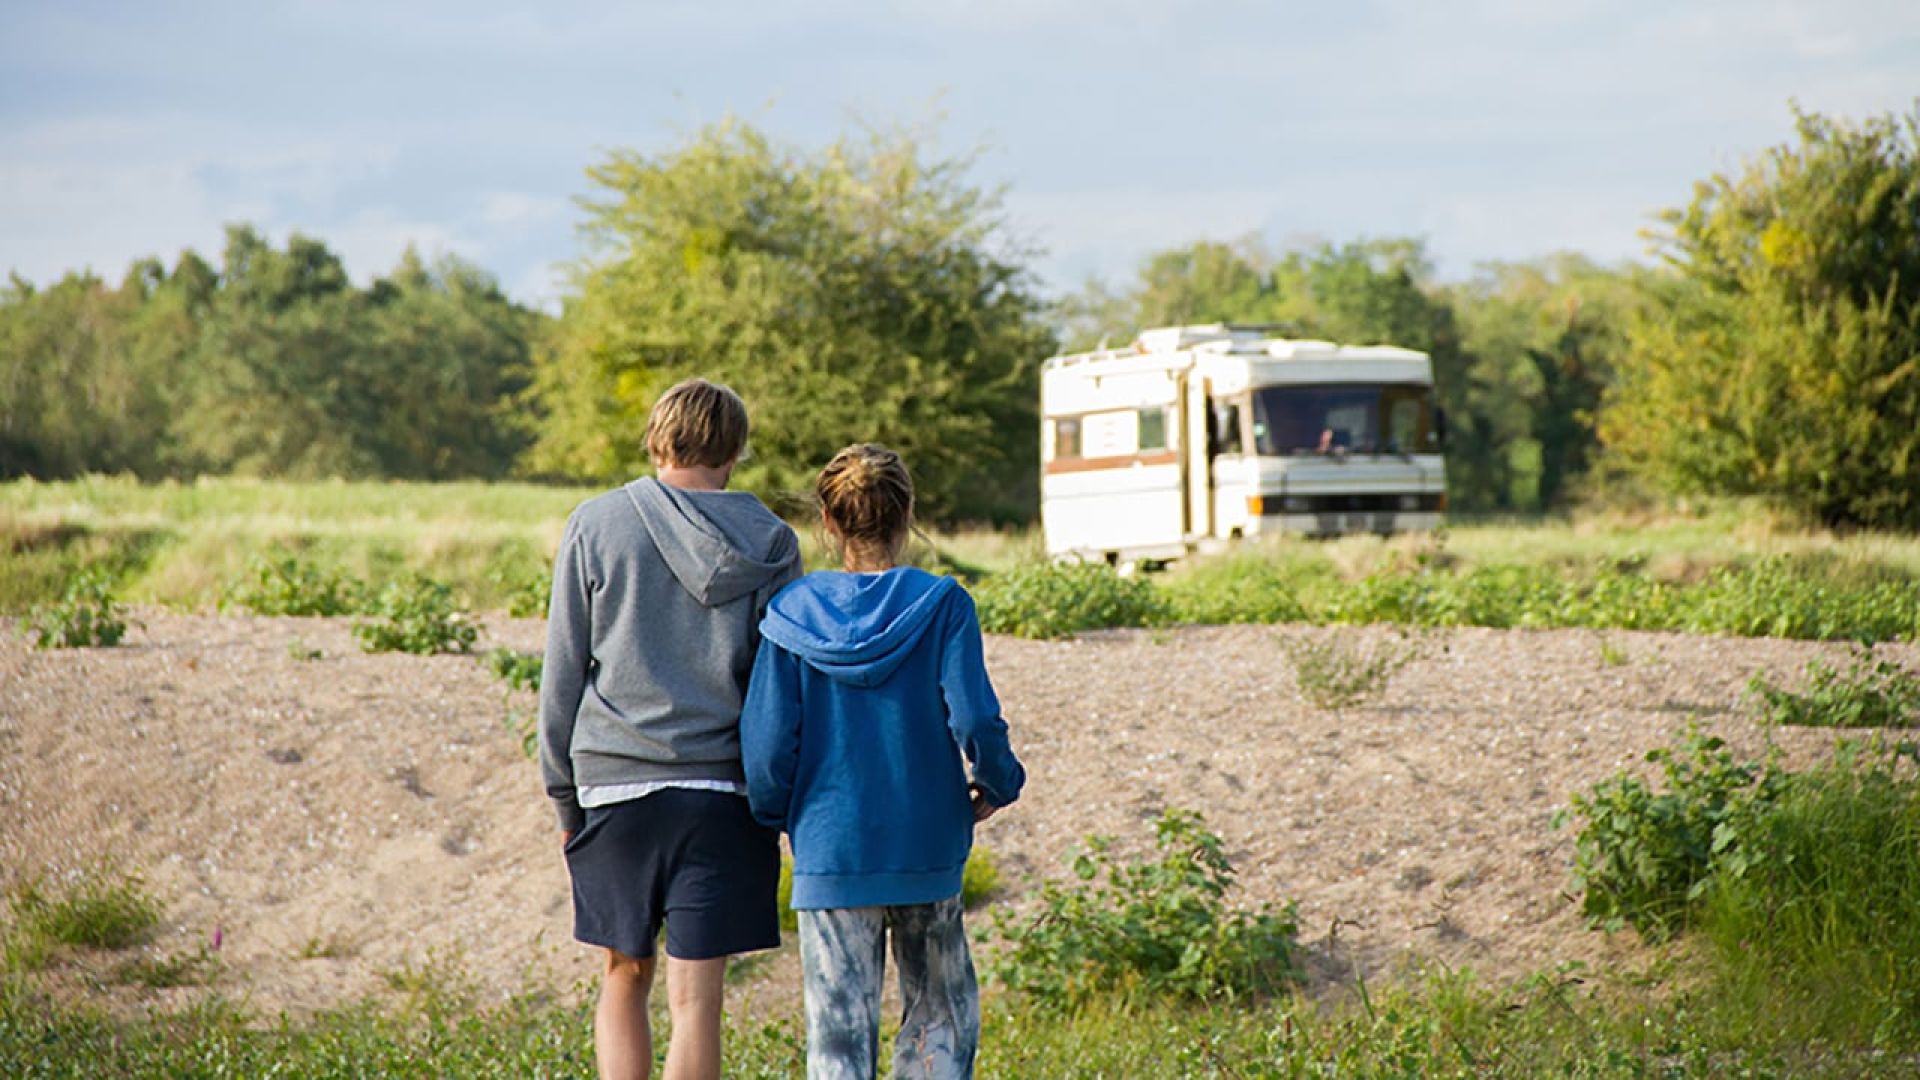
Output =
[
  {"x1": 6, "y1": 478, "x2": 1918, "y2": 643},
  {"x1": 4, "y1": 961, "x2": 1910, "y2": 1078}
]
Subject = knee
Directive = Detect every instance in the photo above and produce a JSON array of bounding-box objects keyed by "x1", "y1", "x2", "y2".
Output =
[
  {"x1": 603, "y1": 949, "x2": 655, "y2": 990},
  {"x1": 665, "y1": 958, "x2": 726, "y2": 1020}
]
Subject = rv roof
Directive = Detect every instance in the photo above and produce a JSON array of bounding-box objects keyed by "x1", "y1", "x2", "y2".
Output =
[{"x1": 1042, "y1": 325, "x2": 1430, "y2": 371}]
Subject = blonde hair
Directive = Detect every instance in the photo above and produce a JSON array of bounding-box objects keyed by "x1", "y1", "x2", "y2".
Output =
[
  {"x1": 645, "y1": 379, "x2": 749, "y2": 468},
  {"x1": 817, "y1": 444, "x2": 914, "y2": 563}
]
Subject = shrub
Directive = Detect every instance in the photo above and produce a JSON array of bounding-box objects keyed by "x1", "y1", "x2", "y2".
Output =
[
  {"x1": 1280, "y1": 629, "x2": 1422, "y2": 711},
  {"x1": 23, "y1": 571, "x2": 128, "y2": 649},
  {"x1": 972, "y1": 562, "x2": 1168, "y2": 640},
  {"x1": 1160, "y1": 555, "x2": 1308, "y2": 626},
  {"x1": 1697, "y1": 739, "x2": 1920, "y2": 1045},
  {"x1": 993, "y1": 809, "x2": 1300, "y2": 1006},
  {"x1": 483, "y1": 648, "x2": 543, "y2": 694},
  {"x1": 1747, "y1": 648, "x2": 1920, "y2": 728},
  {"x1": 352, "y1": 576, "x2": 477, "y2": 655},
  {"x1": 223, "y1": 551, "x2": 362, "y2": 616},
  {"x1": 485, "y1": 556, "x2": 550, "y2": 619},
  {"x1": 1554, "y1": 729, "x2": 1783, "y2": 939}
]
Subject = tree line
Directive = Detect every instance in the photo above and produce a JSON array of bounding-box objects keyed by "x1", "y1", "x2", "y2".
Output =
[
  {"x1": 3, "y1": 104, "x2": 1915, "y2": 528},
  {"x1": 1, "y1": 226, "x2": 538, "y2": 482}
]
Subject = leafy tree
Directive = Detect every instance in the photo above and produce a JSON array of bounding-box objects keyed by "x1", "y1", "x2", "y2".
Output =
[
  {"x1": 1602, "y1": 105, "x2": 1920, "y2": 528},
  {"x1": 527, "y1": 120, "x2": 1055, "y2": 523},
  {"x1": 173, "y1": 228, "x2": 536, "y2": 480},
  {"x1": 1450, "y1": 255, "x2": 1642, "y2": 509}
]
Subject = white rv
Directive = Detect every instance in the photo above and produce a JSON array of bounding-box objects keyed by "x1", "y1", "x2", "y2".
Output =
[{"x1": 1040, "y1": 324, "x2": 1447, "y2": 563}]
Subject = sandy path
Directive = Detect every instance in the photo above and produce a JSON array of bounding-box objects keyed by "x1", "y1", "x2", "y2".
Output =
[{"x1": 0, "y1": 613, "x2": 1905, "y2": 1018}]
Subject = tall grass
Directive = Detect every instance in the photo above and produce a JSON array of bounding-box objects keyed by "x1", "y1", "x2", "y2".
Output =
[
  {"x1": 0, "y1": 476, "x2": 1033, "y2": 614},
  {"x1": 6, "y1": 962, "x2": 1904, "y2": 1078}
]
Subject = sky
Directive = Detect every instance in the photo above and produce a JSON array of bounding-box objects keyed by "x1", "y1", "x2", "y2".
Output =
[{"x1": 3, "y1": 1, "x2": 1916, "y2": 309}]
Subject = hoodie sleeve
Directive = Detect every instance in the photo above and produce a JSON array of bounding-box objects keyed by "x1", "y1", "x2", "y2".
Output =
[
  {"x1": 538, "y1": 512, "x2": 592, "y2": 834},
  {"x1": 741, "y1": 638, "x2": 804, "y2": 831},
  {"x1": 939, "y1": 588, "x2": 1026, "y2": 808}
]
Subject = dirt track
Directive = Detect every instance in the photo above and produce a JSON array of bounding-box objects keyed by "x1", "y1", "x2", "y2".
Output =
[{"x1": 0, "y1": 613, "x2": 1902, "y2": 1018}]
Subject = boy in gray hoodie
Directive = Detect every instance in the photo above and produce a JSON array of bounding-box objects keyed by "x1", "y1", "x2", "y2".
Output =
[{"x1": 539, "y1": 378, "x2": 802, "y2": 1080}]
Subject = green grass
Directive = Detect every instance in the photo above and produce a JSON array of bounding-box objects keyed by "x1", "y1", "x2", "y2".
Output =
[
  {"x1": 4, "y1": 867, "x2": 162, "y2": 972},
  {"x1": 6, "y1": 961, "x2": 1911, "y2": 1078},
  {"x1": 0, "y1": 475, "x2": 1036, "y2": 614}
]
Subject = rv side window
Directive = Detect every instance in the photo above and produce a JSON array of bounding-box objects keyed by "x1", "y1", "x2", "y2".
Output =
[
  {"x1": 1137, "y1": 407, "x2": 1168, "y2": 453},
  {"x1": 1053, "y1": 417, "x2": 1082, "y2": 460}
]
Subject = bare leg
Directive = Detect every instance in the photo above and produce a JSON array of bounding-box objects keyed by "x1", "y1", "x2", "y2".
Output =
[
  {"x1": 596, "y1": 949, "x2": 658, "y2": 1080},
  {"x1": 663, "y1": 954, "x2": 728, "y2": 1080}
]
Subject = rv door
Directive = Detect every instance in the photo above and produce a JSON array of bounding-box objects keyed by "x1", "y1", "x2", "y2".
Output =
[{"x1": 1182, "y1": 374, "x2": 1213, "y2": 541}]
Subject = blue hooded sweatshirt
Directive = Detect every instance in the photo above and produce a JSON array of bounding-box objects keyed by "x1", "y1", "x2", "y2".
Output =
[{"x1": 741, "y1": 567, "x2": 1025, "y2": 910}]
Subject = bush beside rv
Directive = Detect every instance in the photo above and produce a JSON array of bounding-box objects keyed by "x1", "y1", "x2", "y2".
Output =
[{"x1": 1040, "y1": 324, "x2": 1447, "y2": 563}]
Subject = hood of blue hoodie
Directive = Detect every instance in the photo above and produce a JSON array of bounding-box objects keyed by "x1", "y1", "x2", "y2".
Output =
[{"x1": 760, "y1": 567, "x2": 956, "y2": 688}]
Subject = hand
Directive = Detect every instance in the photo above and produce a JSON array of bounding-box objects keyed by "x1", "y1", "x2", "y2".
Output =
[
  {"x1": 969, "y1": 783, "x2": 999, "y2": 823},
  {"x1": 561, "y1": 829, "x2": 574, "y2": 848}
]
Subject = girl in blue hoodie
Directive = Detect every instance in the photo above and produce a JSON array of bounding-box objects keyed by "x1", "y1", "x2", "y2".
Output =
[{"x1": 742, "y1": 443, "x2": 1025, "y2": 1080}]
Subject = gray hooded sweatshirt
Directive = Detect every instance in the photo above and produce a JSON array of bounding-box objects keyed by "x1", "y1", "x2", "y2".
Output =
[{"x1": 538, "y1": 477, "x2": 802, "y2": 833}]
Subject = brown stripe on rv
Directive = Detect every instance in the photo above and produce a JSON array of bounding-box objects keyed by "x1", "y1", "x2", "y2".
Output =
[{"x1": 1044, "y1": 451, "x2": 1181, "y2": 475}]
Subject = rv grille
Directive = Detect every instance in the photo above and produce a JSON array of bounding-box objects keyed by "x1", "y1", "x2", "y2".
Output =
[{"x1": 1270, "y1": 493, "x2": 1445, "y2": 514}]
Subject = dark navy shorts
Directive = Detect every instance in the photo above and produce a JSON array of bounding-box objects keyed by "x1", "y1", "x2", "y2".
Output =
[{"x1": 563, "y1": 788, "x2": 781, "y2": 960}]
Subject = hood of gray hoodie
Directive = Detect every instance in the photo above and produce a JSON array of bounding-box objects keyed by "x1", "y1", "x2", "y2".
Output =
[{"x1": 624, "y1": 477, "x2": 795, "y2": 607}]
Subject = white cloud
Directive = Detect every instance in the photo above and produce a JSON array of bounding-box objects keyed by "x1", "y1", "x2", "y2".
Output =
[{"x1": 476, "y1": 191, "x2": 572, "y2": 228}]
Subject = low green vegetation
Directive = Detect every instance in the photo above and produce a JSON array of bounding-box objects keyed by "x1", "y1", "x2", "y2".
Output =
[
  {"x1": 4, "y1": 867, "x2": 161, "y2": 971},
  {"x1": 1554, "y1": 729, "x2": 1780, "y2": 940},
  {"x1": 224, "y1": 549, "x2": 363, "y2": 616},
  {"x1": 483, "y1": 647, "x2": 544, "y2": 694},
  {"x1": 970, "y1": 559, "x2": 1166, "y2": 639},
  {"x1": 975, "y1": 546, "x2": 1920, "y2": 643},
  {"x1": 20, "y1": 570, "x2": 128, "y2": 648},
  {"x1": 1279, "y1": 629, "x2": 1424, "y2": 711},
  {"x1": 1557, "y1": 732, "x2": 1920, "y2": 1047},
  {"x1": 1748, "y1": 648, "x2": 1920, "y2": 728},
  {"x1": 350, "y1": 575, "x2": 477, "y2": 655},
  {"x1": 992, "y1": 809, "x2": 1300, "y2": 1006}
]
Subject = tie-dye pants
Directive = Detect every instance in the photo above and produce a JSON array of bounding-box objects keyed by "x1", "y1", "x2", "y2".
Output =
[{"x1": 796, "y1": 895, "x2": 979, "y2": 1080}]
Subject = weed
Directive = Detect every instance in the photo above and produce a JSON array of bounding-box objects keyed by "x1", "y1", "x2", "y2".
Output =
[
  {"x1": 499, "y1": 707, "x2": 536, "y2": 759},
  {"x1": 1553, "y1": 728, "x2": 1783, "y2": 940},
  {"x1": 1696, "y1": 738, "x2": 1920, "y2": 1045},
  {"x1": 352, "y1": 575, "x2": 476, "y2": 655},
  {"x1": 483, "y1": 648, "x2": 543, "y2": 694},
  {"x1": 115, "y1": 945, "x2": 216, "y2": 989},
  {"x1": 972, "y1": 561, "x2": 1167, "y2": 639},
  {"x1": 992, "y1": 809, "x2": 1300, "y2": 1006},
  {"x1": 1280, "y1": 629, "x2": 1422, "y2": 711},
  {"x1": 23, "y1": 570, "x2": 129, "y2": 648},
  {"x1": 1160, "y1": 552, "x2": 1310, "y2": 626},
  {"x1": 6, "y1": 867, "x2": 162, "y2": 964},
  {"x1": 296, "y1": 931, "x2": 359, "y2": 961},
  {"x1": 287, "y1": 637, "x2": 323, "y2": 661},
  {"x1": 485, "y1": 557, "x2": 550, "y2": 619},
  {"x1": 223, "y1": 551, "x2": 362, "y2": 616},
  {"x1": 1747, "y1": 648, "x2": 1920, "y2": 727},
  {"x1": 1597, "y1": 635, "x2": 1630, "y2": 667}
]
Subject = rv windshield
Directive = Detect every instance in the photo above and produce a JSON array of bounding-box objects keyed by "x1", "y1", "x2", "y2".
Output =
[{"x1": 1250, "y1": 383, "x2": 1436, "y2": 456}]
